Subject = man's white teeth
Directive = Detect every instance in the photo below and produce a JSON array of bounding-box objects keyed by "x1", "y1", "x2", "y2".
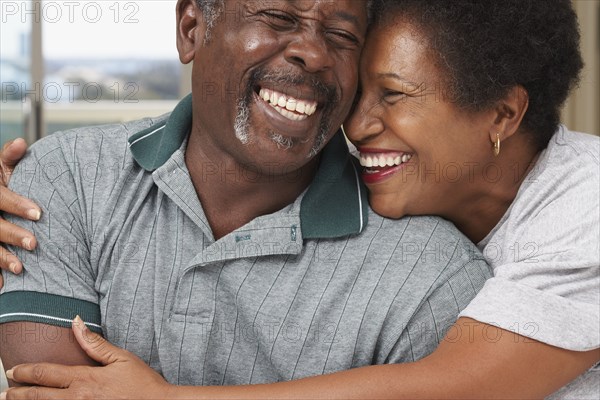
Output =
[
  {"x1": 277, "y1": 96, "x2": 287, "y2": 108},
  {"x1": 359, "y1": 153, "x2": 413, "y2": 168},
  {"x1": 259, "y1": 88, "x2": 318, "y2": 121}
]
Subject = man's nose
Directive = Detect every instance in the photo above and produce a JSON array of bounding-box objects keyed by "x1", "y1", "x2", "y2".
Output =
[{"x1": 284, "y1": 32, "x2": 335, "y2": 73}]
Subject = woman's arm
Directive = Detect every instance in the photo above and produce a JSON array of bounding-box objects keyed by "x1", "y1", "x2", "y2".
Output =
[{"x1": 174, "y1": 317, "x2": 599, "y2": 399}]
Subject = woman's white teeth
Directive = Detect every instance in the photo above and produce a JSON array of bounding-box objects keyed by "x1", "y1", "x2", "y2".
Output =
[
  {"x1": 259, "y1": 88, "x2": 318, "y2": 121},
  {"x1": 359, "y1": 153, "x2": 413, "y2": 168}
]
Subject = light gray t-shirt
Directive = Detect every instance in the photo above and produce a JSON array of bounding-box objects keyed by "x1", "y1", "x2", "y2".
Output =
[
  {"x1": 0, "y1": 96, "x2": 491, "y2": 385},
  {"x1": 460, "y1": 126, "x2": 600, "y2": 398}
]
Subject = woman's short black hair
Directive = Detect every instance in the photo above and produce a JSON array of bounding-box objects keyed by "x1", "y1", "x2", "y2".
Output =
[{"x1": 372, "y1": 0, "x2": 583, "y2": 150}]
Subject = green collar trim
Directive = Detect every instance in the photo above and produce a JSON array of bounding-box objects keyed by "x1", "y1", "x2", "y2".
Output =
[
  {"x1": 128, "y1": 94, "x2": 193, "y2": 171},
  {"x1": 128, "y1": 94, "x2": 368, "y2": 239},
  {"x1": 299, "y1": 132, "x2": 368, "y2": 239}
]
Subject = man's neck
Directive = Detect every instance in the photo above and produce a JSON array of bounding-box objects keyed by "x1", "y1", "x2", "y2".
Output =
[{"x1": 184, "y1": 131, "x2": 320, "y2": 240}]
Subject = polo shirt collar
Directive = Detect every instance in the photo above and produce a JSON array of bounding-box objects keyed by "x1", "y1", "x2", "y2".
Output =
[
  {"x1": 128, "y1": 94, "x2": 368, "y2": 240},
  {"x1": 128, "y1": 94, "x2": 192, "y2": 171}
]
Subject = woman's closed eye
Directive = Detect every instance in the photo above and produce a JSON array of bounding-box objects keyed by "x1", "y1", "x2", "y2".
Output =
[{"x1": 382, "y1": 89, "x2": 406, "y2": 104}]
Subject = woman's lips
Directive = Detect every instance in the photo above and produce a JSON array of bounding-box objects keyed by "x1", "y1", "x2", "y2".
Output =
[{"x1": 358, "y1": 150, "x2": 414, "y2": 184}]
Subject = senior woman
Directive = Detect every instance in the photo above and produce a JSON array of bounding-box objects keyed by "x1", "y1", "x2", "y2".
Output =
[{"x1": 0, "y1": 0, "x2": 598, "y2": 398}]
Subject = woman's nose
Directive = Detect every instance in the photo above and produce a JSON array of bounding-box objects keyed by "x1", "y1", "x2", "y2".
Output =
[{"x1": 344, "y1": 94, "x2": 384, "y2": 145}]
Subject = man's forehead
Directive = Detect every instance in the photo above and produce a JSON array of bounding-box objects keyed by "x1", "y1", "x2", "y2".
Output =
[{"x1": 228, "y1": 0, "x2": 368, "y2": 18}]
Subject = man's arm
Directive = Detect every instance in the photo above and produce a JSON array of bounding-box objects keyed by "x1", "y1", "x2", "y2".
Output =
[
  {"x1": 0, "y1": 139, "x2": 40, "y2": 288},
  {"x1": 0, "y1": 132, "x2": 106, "y2": 392},
  {"x1": 0, "y1": 322, "x2": 97, "y2": 387},
  {"x1": 3, "y1": 317, "x2": 174, "y2": 399}
]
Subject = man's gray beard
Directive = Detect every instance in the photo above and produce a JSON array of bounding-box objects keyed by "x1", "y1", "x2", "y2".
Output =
[
  {"x1": 234, "y1": 97, "x2": 250, "y2": 145},
  {"x1": 308, "y1": 120, "x2": 330, "y2": 158},
  {"x1": 233, "y1": 94, "x2": 332, "y2": 158}
]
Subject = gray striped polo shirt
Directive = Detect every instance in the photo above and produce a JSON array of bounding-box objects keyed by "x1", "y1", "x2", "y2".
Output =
[{"x1": 0, "y1": 95, "x2": 491, "y2": 385}]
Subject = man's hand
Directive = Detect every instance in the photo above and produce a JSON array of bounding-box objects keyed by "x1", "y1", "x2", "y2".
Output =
[
  {"x1": 0, "y1": 138, "x2": 40, "y2": 288},
  {"x1": 2, "y1": 317, "x2": 174, "y2": 400}
]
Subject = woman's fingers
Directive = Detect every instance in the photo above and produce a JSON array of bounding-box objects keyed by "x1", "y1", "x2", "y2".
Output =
[
  {"x1": 0, "y1": 138, "x2": 28, "y2": 175},
  {"x1": 0, "y1": 186, "x2": 41, "y2": 221},
  {"x1": 0, "y1": 218, "x2": 37, "y2": 252},
  {"x1": 0, "y1": 246, "x2": 22, "y2": 275}
]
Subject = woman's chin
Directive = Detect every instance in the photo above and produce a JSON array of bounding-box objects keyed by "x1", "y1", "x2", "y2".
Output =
[{"x1": 369, "y1": 194, "x2": 408, "y2": 220}]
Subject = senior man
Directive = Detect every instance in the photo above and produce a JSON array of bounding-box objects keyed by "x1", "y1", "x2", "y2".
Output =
[{"x1": 0, "y1": 0, "x2": 489, "y2": 398}]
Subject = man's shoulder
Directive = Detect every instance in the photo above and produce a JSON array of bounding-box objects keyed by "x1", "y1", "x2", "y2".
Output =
[
  {"x1": 11, "y1": 114, "x2": 170, "y2": 189},
  {"x1": 9, "y1": 113, "x2": 172, "y2": 215},
  {"x1": 364, "y1": 211, "x2": 471, "y2": 243},
  {"x1": 357, "y1": 211, "x2": 490, "y2": 280},
  {"x1": 27, "y1": 113, "x2": 169, "y2": 164}
]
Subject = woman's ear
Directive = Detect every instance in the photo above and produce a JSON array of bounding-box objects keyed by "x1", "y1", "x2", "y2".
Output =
[
  {"x1": 489, "y1": 85, "x2": 529, "y2": 143},
  {"x1": 176, "y1": 0, "x2": 207, "y2": 64}
]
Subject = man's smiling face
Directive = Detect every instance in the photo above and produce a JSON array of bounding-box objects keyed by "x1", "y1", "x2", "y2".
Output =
[{"x1": 184, "y1": 0, "x2": 368, "y2": 174}]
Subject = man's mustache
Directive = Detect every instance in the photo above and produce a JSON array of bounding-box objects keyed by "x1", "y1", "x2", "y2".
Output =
[{"x1": 249, "y1": 67, "x2": 339, "y2": 105}]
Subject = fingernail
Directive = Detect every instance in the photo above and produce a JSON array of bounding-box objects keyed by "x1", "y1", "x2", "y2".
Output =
[
  {"x1": 9, "y1": 262, "x2": 18, "y2": 274},
  {"x1": 0, "y1": 390, "x2": 6, "y2": 400},
  {"x1": 22, "y1": 237, "x2": 32, "y2": 250},
  {"x1": 74, "y1": 315, "x2": 87, "y2": 331},
  {"x1": 6, "y1": 368, "x2": 13, "y2": 380},
  {"x1": 27, "y1": 209, "x2": 41, "y2": 221}
]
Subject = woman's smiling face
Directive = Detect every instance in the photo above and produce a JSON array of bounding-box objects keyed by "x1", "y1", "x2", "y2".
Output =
[{"x1": 345, "y1": 19, "x2": 496, "y2": 220}]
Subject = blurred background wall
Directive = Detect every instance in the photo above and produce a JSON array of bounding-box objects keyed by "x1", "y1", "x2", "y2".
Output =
[{"x1": 561, "y1": 0, "x2": 600, "y2": 135}]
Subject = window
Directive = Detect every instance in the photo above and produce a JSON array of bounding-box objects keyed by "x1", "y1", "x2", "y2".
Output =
[
  {"x1": 1, "y1": 1, "x2": 190, "y2": 146},
  {"x1": 1, "y1": 0, "x2": 32, "y2": 144}
]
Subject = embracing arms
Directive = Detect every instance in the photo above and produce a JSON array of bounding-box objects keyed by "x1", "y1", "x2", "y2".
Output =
[{"x1": 2, "y1": 318, "x2": 598, "y2": 399}]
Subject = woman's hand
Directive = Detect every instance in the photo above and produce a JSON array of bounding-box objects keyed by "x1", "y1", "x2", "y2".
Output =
[
  {"x1": 0, "y1": 139, "x2": 41, "y2": 288},
  {"x1": 2, "y1": 317, "x2": 175, "y2": 400}
]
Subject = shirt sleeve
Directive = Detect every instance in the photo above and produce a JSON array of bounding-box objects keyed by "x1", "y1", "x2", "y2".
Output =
[
  {"x1": 460, "y1": 141, "x2": 600, "y2": 351},
  {"x1": 0, "y1": 132, "x2": 101, "y2": 332}
]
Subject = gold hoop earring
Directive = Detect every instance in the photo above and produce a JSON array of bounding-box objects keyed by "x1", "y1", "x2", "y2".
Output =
[{"x1": 492, "y1": 133, "x2": 501, "y2": 157}]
